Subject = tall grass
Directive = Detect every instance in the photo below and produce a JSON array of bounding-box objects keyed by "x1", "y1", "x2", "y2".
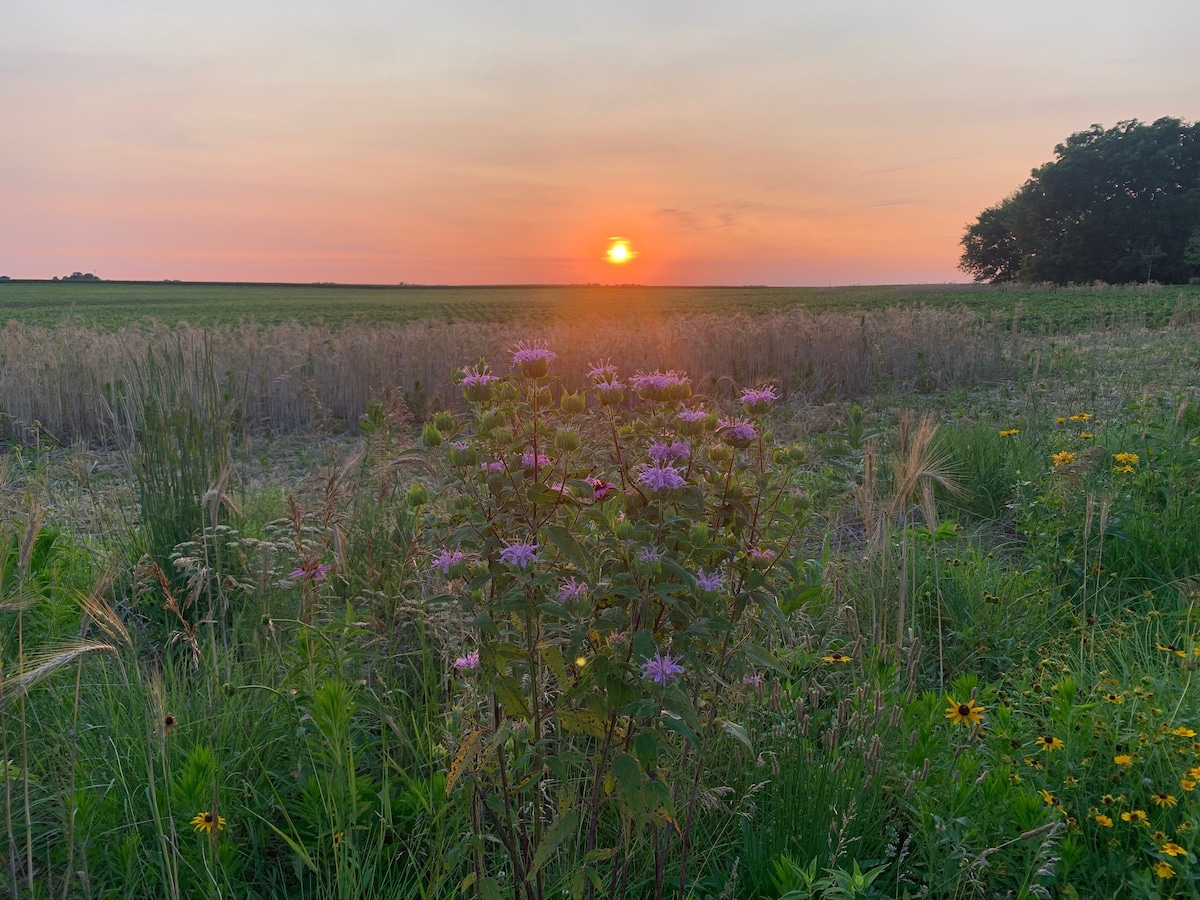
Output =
[{"x1": 0, "y1": 306, "x2": 1015, "y2": 445}]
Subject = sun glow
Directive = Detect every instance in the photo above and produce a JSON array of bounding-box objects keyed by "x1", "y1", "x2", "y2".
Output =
[{"x1": 605, "y1": 239, "x2": 634, "y2": 264}]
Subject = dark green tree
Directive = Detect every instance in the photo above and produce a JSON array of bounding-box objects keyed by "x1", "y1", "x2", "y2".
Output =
[{"x1": 960, "y1": 118, "x2": 1200, "y2": 284}]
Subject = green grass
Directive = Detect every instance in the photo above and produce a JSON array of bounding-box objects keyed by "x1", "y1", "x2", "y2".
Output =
[{"x1": 3, "y1": 280, "x2": 1200, "y2": 331}]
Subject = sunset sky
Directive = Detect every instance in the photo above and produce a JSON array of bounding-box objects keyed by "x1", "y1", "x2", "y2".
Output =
[{"x1": 2, "y1": 1, "x2": 1198, "y2": 286}]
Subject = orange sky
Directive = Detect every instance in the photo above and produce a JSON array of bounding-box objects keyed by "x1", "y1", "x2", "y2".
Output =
[{"x1": 2, "y1": 2, "x2": 1198, "y2": 285}]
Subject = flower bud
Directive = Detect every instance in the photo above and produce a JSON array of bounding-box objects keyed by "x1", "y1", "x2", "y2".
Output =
[
  {"x1": 433, "y1": 411, "x2": 456, "y2": 434},
  {"x1": 405, "y1": 483, "x2": 430, "y2": 507},
  {"x1": 615, "y1": 519, "x2": 635, "y2": 541},
  {"x1": 560, "y1": 391, "x2": 587, "y2": 414},
  {"x1": 495, "y1": 382, "x2": 519, "y2": 403},
  {"x1": 708, "y1": 443, "x2": 733, "y2": 464},
  {"x1": 554, "y1": 429, "x2": 581, "y2": 452},
  {"x1": 420, "y1": 423, "x2": 443, "y2": 447}
]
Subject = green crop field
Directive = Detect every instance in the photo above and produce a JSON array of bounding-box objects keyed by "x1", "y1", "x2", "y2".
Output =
[{"x1": 3, "y1": 279, "x2": 1199, "y2": 331}]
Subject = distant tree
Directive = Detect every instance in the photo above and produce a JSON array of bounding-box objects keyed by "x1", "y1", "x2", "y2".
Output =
[{"x1": 960, "y1": 118, "x2": 1200, "y2": 284}]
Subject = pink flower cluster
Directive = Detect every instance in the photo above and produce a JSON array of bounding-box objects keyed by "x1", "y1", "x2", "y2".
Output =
[
  {"x1": 719, "y1": 418, "x2": 758, "y2": 446},
  {"x1": 640, "y1": 650, "x2": 685, "y2": 685},
  {"x1": 739, "y1": 385, "x2": 778, "y2": 414},
  {"x1": 432, "y1": 549, "x2": 466, "y2": 575},
  {"x1": 631, "y1": 370, "x2": 691, "y2": 402},
  {"x1": 648, "y1": 440, "x2": 690, "y2": 462},
  {"x1": 521, "y1": 449, "x2": 551, "y2": 469},
  {"x1": 453, "y1": 650, "x2": 480, "y2": 671},
  {"x1": 500, "y1": 540, "x2": 540, "y2": 568},
  {"x1": 511, "y1": 342, "x2": 556, "y2": 378},
  {"x1": 636, "y1": 462, "x2": 686, "y2": 492},
  {"x1": 557, "y1": 577, "x2": 588, "y2": 602},
  {"x1": 585, "y1": 476, "x2": 616, "y2": 500}
]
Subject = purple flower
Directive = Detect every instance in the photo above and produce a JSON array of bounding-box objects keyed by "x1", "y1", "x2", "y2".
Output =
[
  {"x1": 432, "y1": 549, "x2": 466, "y2": 575},
  {"x1": 695, "y1": 568, "x2": 724, "y2": 592},
  {"x1": 452, "y1": 650, "x2": 480, "y2": 671},
  {"x1": 593, "y1": 380, "x2": 626, "y2": 406},
  {"x1": 481, "y1": 460, "x2": 505, "y2": 474},
  {"x1": 739, "y1": 386, "x2": 778, "y2": 414},
  {"x1": 743, "y1": 672, "x2": 763, "y2": 686},
  {"x1": 719, "y1": 418, "x2": 758, "y2": 447},
  {"x1": 748, "y1": 546, "x2": 777, "y2": 562},
  {"x1": 631, "y1": 370, "x2": 691, "y2": 401},
  {"x1": 511, "y1": 342, "x2": 556, "y2": 378},
  {"x1": 585, "y1": 476, "x2": 616, "y2": 501},
  {"x1": 460, "y1": 365, "x2": 499, "y2": 386},
  {"x1": 648, "y1": 440, "x2": 690, "y2": 462},
  {"x1": 500, "y1": 540, "x2": 540, "y2": 569},
  {"x1": 588, "y1": 362, "x2": 619, "y2": 382},
  {"x1": 638, "y1": 546, "x2": 661, "y2": 564},
  {"x1": 451, "y1": 440, "x2": 472, "y2": 452},
  {"x1": 289, "y1": 563, "x2": 330, "y2": 581},
  {"x1": 636, "y1": 462, "x2": 686, "y2": 492},
  {"x1": 521, "y1": 449, "x2": 551, "y2": 469},
  {"x1": 677, "y1": 408, "x2": 708, "y2": 423},
  {"x1": 557, "y1": 577, "x2": 588, "y2": 602},
  {"x1": 640, "y1": 650, "x2": 685, "y2": 685}
]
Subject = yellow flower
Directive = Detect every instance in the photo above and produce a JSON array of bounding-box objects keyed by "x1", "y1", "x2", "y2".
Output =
[
  {"x1": 190, "y1": 811, "x2": 226, "y2": 834},
  {"x1": 1056, "y1": 417, "x2": 1066, "y2": 424},
  {"x1": 1181, "y1": 778, "x2": 1197, "y2": 792},
  {"x1": 1052, "y1": 451, "x2": 1076, "y2": 466},
  {"x1": 1103, "y1": 692, "x2": 1124, "y2": 704},
  {"x1": 1114, "y1": 464, "x2": 1135, "y2": 474},
  {"x1": 1171, "y1": 726, "x2": 1196, "y2": 738},
  {"x1": 1094, "y1": 813, "x2": 1114, "y2": 827},
  {"x1": 1115, "y1": 754, "x2": 1134, "y2": 766},
  {"x1": 1152, "y1": 792, "x2": 1177, "y2": 808},
  {"x1": 1121, "y1": 809, "x2": 1149, "y2": 826},
  {"x1": 1034, "y1": 735, "x2": 1065, "y2": 752},
  {"x1": 1157, "y1": 643, "x2": 1187, "y2": 659},
  {"x1": 822, "y1": 651, "x2": 852, "y2": 663},
  {"x1": 998, "y1": 429, "x2": 1020, "y2": 437},
  {"x1": 1039, "y1": 789, "x2": 1060, "y2": 806},
  {"x1": 575, "y1": 656, "x2": 588, "y2": 668},
  {"x1": 1068, "y1": 413, "x2": 1092, "y2": 422},
  {"x1": 944, "y1": 697, "x2": 985, "y2": 727},
  {"x1": 1160, "y1": 841, "x2": 1186, "y2": 857},
  {"x1": 1113, "y1": 452, "x2": 1139, "y2": 465},
  {"x1": 333, "y1": 832, "x2": 344, "y2": 849},
  {"x1": 1188, "y1": 766, "x2": 1200, "y2": 779},
  {"x1": 1079, "y1": 432, "x2": 1094, "y2": 439},
  {"x1": 1152, "y1": 860, "x2": 1174, "y2": 879}
]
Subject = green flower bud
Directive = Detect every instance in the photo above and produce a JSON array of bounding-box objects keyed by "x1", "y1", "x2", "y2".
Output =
[
  {"x1": 420, "y1": 423, "x2": 443, "y2": 447},
  {"x1": 405, "y1": 483, "x2": 430, "y2": 507},
  {"x1": 554, "y1": 429, "x2": 581, "y2": 452},
  {"x1": 615, "y1": 519, "x2": 635, "y2": 541},
  {"x1": 495, "y1": 382, "x2": 519, "y2": 403},
  {"x1": 433, "y1": 411, "x2": 456, "y2": 434},
  {"x1": 560, "y1": 391, "x2": 587, "y2": 414}
]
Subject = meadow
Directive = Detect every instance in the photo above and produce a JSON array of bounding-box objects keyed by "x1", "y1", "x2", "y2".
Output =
[{"x1": 1, "y1": 285, "x2": 1200, "y2": 899}]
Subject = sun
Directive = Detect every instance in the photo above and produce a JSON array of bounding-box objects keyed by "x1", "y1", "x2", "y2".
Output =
[{"x1": 605, "y1": 238, "x2": 635, "y2": 265}]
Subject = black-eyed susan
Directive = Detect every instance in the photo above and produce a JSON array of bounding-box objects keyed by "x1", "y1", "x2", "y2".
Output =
[
  {"x1": 1181, "y1": 777, "x2": 1196, "y2": 792},
  {"x1": 1121, "y1": 809, "x2": 1149, "y2": 826},
  {"x1": 163, "y1": 714, "x2": 178, "y2": 735},
  {"x1": 1152, "y1": 860, "x2": 1174, "y2": 879},
  {"x1": 1038, "y1": 789, "x2": 1060, "y2": 806},
  {"x1": 333, "y1": 832, "x2": 344, "y2": 849},
  {"x1": 1055, "y1": 417, "x2": 1066, "y2": 424},
  {"x1": 822, "y1": 651, "x2": 852, "y2": 663},
  {"x1": 1034, "y1": 735, "x2": 1065, "y2": 752},
  {"x1": 1157, "y1": 643, "x2": 1187, "y2": 658},
  {"x1": 1152, "y1": 792, "x2": 1177, "y2": 808},
  {"x1": 1052, "y1": 451, "x2": 1075, "y2": 466},
  {"x1": 1094, "y1": 813, "x2": 1114, "y2": 827},
  {"x1": 1079, "y1": 432, "x2": 1094, "y2": 439},
  {"x1": 1100, "y1": 793, "x2": 1116, "y2": 805},
  {"x1": 944, "y1": 697, "x2": 985, "y2": 727},
  {"x1": 1068, "y1": 413, "x2": 1092, "y2": 422},
  {"x1": 1160, "y1": 841, "x2": 1186, "y2": 857},
  {"x1": 190, "y1": 811, "x2": 226, "y2": 833},
  {"x1": 1115, "y1": 754, "x2": 1134, "y2": 766},
  {"x1": 999, "y1": 428, "x2": 1020, "y2": 437},
  {"x1": 1113, "y1": 452, "x2": 1139, "y2": 465},
  {"x1": 1103, "y1": 692, "x2": 1124, "y2": 704},
  {"x1": 1114, "y1": 464, "x2": 1135, "y2": 473},
  {"x1": 1171, "y1": 726, "x2": 1196, "y2": 738}
]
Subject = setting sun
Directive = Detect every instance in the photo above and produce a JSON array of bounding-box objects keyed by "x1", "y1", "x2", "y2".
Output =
[{"x1": 606, "y1": 239, "x2": 634, "y2": 264}]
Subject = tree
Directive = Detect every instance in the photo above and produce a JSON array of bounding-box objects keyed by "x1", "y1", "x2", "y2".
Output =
[{"x1": 960, "y1": 118, "x2": 1200, "y2": 284}]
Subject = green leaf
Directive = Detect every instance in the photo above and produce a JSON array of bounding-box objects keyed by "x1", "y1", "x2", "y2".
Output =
[
  {"x1": 741, "y1": 642, "x2": 789, "y2": 676},
  {"x1": 660, "y1": 711, "x2": 700, "y2": 748},
  {"x1": 718, "y1": 718, "x2": 752, "y2": 751},
  {"x1": 559, "y1": 709, "x2": 608, "y2": 738},
  {"x1": 540, "y1": 645, "x2": 568, "y2": 685},
  {"x1": 545, "y1": 524, "x2": 592, "y2": 575},
  {"x1": 493, "y1": 675, "x2": 532, "y2": 719},
  {"x1": 528, "y1": 808, "x2": 581, "y2": 878},
  {"x1": 480, "y1": 876, "x2": 503, "y2": 900}
]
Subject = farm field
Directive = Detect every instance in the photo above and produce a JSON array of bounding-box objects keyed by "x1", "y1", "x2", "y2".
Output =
[
  {"x1": 2, "y1": 295, "x2": 1200, "y2": 898},
  {"x1": 3, "y1": 279, "x2": 1200, "y2": 331}
]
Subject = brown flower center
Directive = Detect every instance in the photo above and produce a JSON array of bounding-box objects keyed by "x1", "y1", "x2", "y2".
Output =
[{"x1": 958, "y1": 704, "x2": 970, "y2": 716}]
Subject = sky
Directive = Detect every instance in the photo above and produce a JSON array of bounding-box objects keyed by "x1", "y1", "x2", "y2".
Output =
[{"x1": 2, "y1": 1, "x2": 1199, "y2": 286}]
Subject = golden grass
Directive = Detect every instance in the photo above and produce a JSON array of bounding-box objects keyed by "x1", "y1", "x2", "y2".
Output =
[{"x1": 0, "y1": 306, "x2": 1013, "y2": 445}]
